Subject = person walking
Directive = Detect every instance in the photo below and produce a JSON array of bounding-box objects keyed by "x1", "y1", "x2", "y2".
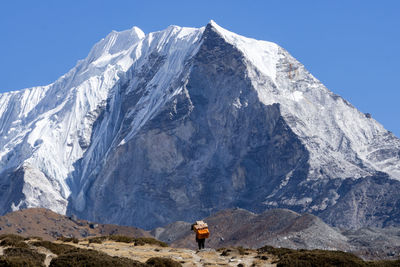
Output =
[{"x1": 191, "y1": 221, "x2": 209, "y2": 250}]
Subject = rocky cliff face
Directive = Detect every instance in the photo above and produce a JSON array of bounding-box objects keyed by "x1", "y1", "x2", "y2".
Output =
[
  {"x1": 0, "y1": 21, "x2": 399, "y2": 230},
  {"x1": 68, "y1": 23, "x2": 311, "y2": 229}
]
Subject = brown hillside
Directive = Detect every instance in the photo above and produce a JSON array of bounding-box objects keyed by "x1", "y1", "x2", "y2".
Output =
[
  {"x1": 0, "y1": 208, "x2": 150, "y2": 240},
  {"x1": 157, "y1": 208, "x2": 350, "y2": 252}
]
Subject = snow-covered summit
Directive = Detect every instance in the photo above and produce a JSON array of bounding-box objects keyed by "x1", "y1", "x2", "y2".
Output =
[
  {"x1": 86, "y1": 26, "x2": 145, "y2": 64},
  {"x1": 0, "y1": 21, "x2": 399, "y2": 229},
  {"x1": 208, "y1": 20, "x2": 280, "y2": 82}
]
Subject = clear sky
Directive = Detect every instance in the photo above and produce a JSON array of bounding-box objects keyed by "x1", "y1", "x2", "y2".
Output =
[{"x1": 1, "y1": 1, "x2": 399, "y2": 137}]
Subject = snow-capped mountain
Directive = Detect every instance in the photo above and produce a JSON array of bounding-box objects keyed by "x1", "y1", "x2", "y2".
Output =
[{"x1": 1, "y1": 21, "x2": 399, "y2": 229}]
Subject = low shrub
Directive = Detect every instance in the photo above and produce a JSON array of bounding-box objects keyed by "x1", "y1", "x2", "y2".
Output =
[
  {"x1": 146, "y1": 257, "x2": 182, "y2": 267},
  {"x1": 0, "y1": 234, "x2": 29, "y2": 248},
  {"x1": 108, "y1": 235, "x2": 135, "y2": 243},
  {"x1": 0, "y1": 247, "x2": 46, "y2": 267},
  {"x1": 87, "y1": 235, "x2": 168, "y2": 247},
  {"x1": 257, "y1": 246, "x2": 400, "y2": 267},
  {"x1": 367, "y1": 259, "x2": 400, "y2": 267},
  {"x1": 237, "y1": 246, "x2": 250, "y2": 255},
  {"x1": 0, "y1": 234, "x2": 24, "y2": 242},
  {"x1": 88, "y1": 236, "x2": 108, "y2": 244},
  {"x1": 0, "y1": 256, "x2": 43, "y2": 267},
  {"x1": 57, "y1": 236, "x2": 79, "y2": 243},
  {"x1": 134, "y1": 237, "x2": 168, "y2": 247},
  {"x1": 32, "y1": 241, "x2": 75, "y2": 255},
  {"x1": 257, "y1": 245, "x2": 294, "y2": 258},
  {"x1": 275, "y1": 250, "x2": 366, "y2": 267},
  {"x1": 49, "y1": 248, "x2": 147, "y2": 267},
  {"x1": 219, "y1": 248, "x2": 232, "y2": 256}
]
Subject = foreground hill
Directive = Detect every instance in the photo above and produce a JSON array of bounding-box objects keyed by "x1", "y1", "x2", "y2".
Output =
[{"x1": 0, "y1": 208, "x2": 149, "y2": 240}]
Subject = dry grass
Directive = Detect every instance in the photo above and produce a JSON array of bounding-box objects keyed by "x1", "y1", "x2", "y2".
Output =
[
  {"x1": 88, "y1": 236, "x2": 108, "y2": 244},
  {"x1": 258, "y1": 245, "x2": 400, "y2": 267},
  {"x1": 146, "y1": 257, "x2": 182, "y2": 266},
  {"x1": 134, "y1": 237, "x2": 168, "y2": 247},
  {"x1": 0, "y1": 234, "x2": 30, "y2": 248},
  {"x1": 0, "y1": 247, "x2": 46, "y2": 267},
  {"x1": 87, "y1": 235, "x2": 168, "y2": 247},
  {"x1": 57, "y1": 236, "x2": 79, "y2": 243},
  {"x1": 0, "y1": 234, "x2": 25, "y2": 242},
  {"x1": 49, "y1": 248, "x2": 147, "y2": 267},
  {"x1": 31, "y1": 240, "x2": 76, "y2": 255}
]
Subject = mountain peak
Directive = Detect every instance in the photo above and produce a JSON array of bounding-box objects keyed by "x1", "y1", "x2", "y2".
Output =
[
  {"x1": 204, "y1": 19, "x2": 279, "y2": 82},
  {"x1": 86, "y1": 26, "x2": 145, "y2": 63},
  {"x1": 205, "y1": 19, "x2": 231, "y2": 37},
  {"x1": 207, "y1": 19, "x2": 219, "y2": 27}
]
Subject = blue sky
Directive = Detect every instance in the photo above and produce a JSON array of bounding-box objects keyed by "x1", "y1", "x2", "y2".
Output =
[{"x1": 1, "y1": 1, "x2": 399, "y2": 137}]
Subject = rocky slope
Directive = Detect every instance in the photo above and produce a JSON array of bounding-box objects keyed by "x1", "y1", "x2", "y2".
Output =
[
  {"x1": 154, "y1": 209, "x2": 350, "y2": 251},
  {"x1": 154, "y1": 208, "x2": 400, "y2": 261},
  {"x1": 0, "y1": 21, "x2": 399, "y2": 230}
]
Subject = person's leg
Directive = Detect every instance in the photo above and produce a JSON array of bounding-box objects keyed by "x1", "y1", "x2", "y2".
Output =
[{"x1": 201, "y1": 238, "x2": 205, "y2": 249}]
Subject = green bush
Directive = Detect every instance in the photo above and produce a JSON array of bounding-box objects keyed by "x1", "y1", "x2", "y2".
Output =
[
  {"x1": 0, "y1": 247, "x2": 46, "y2": 267},
  {"x1": 32, "y1": 241, "x2": 75, "y2": 255},
  {"x1": 146, "y1": 257, "x2": 182, "y2": 267},
  {"x1": 49, "y1": 248, "x2": 147, "y2": 267}
]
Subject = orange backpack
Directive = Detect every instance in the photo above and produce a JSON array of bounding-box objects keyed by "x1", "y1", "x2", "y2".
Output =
[{"x1": 194, "y1": 220, "x2": 210, "y2": 239}]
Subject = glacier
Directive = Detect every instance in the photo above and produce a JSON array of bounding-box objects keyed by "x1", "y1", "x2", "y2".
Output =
[{"x1": 0, "y1": 21, "x2": 399, "y2": 229}]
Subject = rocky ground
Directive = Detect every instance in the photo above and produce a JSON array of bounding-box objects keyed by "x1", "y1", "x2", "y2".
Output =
[
  {"x1": 0, "y1": 235, "x2": 276, "y2": 267},
  {"x1": 74, "y1": 241, "x2": 276, "y2": 267}
]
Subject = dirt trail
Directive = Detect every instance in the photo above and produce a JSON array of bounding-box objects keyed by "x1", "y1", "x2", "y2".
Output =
[{"x1": 33, "y1": 246, "x2": 56, "y2": 267}]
